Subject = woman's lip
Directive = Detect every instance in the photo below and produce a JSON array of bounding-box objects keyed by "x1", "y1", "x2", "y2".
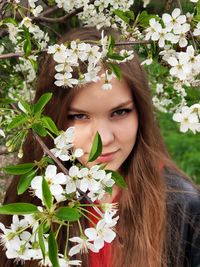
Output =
[{"x1": 96, "y1": 151, "x2": 118, "y2": 163}]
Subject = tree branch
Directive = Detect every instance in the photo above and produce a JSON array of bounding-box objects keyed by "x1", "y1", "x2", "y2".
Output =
[
  {"x1": 32, "y1": 0, "x2": 95, "y2": 23},
  {"x1": 0, "y1": 40, "x2": 151, "y2": 60}
]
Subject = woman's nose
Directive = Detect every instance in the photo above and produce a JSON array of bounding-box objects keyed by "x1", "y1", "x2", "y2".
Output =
[{"x1": 92, "y1": 121, "x2": 114, "y2": 147}]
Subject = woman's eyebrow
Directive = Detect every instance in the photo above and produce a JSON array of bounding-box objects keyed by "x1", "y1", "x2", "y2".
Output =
[
  {"x1": 68, "y1": 107, "x2": 87, "y2": 113},
  {"x1": 110, "y1": 100, "x2": 134, "y2": 111},
  {"x1": 69, "y1": 100, "x2": 134, "y2": 113}
]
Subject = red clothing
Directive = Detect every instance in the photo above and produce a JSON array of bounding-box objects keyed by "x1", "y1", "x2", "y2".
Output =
[{"x1": 87, "y1": 205, "x2": 112, "y2": 267}]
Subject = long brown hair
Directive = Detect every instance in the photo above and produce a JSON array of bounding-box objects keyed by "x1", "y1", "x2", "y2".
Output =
[{"x1": 1, "y1": 27, "x2": 182, "y2": 267}]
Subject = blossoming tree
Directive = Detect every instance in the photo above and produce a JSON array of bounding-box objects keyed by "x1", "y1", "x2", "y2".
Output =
[{"x1": 0, "y1": 0, "x2": 200, "y2": 266}]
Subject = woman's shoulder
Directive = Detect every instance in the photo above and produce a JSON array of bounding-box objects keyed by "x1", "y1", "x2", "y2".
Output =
[{"x1": 164, "y1": 167, "x2": 200, "y2": 215}]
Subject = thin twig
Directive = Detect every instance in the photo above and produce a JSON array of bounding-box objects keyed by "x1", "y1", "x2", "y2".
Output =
[
  {"x1": 32, "y1": 0, "x2": 95, "y2": 23},
  {"x1": 31, "y1": 6, "x2": 59, "y2": 21},
  {"x1": 0, "y1": 40, "x2": 151, "y2": 60}
]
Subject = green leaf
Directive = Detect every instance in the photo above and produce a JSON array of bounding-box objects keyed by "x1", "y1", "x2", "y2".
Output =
[
  {"x1": 54, "y1": 207, "x2": 81, "y2": 221},
  {"x1": 2, "y1": 18, "x2": 18, "y2": 26},
  {"x1": 38, "y1": 224, "x2": 46, "y2": 260},
  {"x1": 114, "y1": 9, "x2": 134, "y2": 23},
  {"x1": 193, "y1": 15, "x2": 200, "y2": 22},
  {"x1": 23, "y1": 39, "x2": 32, "y2": 57},
  {"x1": 0, "y1": 203, "x2": 38, "y2": 215},
  {"x1": 108, "y1": 63, "x2": 122, "y2": 80},
  {"x1": 105, "y1": 186, "x2": 112, "y2": 195},
  {"x1": 17, "y1": 168, "x2": 37, "y2": 195},
  {"x1": 42, "y1": 116, "x2": 60, "y2": 135},
  {"x1": 107, "y1": 35, "x2": 115, "y2": 55},
  {"x1": 106, "y1": 170, "x2": 127, "y2": 188},
  {"x1": 48, "y1": 230, "x2": 59, "y2": 267},
  {"x1": 197, "y1": 0, "x2": 200, "y2": 15},
  {"x1": 88, "y1": 132, "x2": 102, "y2": 162},
  {"x1": 18, "y1": 99, "x2": 32, "y2": 114},
  {"x1": 138, "y1": 11, "x2": 159, "y2": 28},
  {"x1": 33, "y1": 93, "x2": 53, "y2": 113},
  {"x1": 32, "y1": 123, "x2": 48, "y2": 137},
  {"x1": 7, "y1": 114, "x2": 28, "y2": 130},
  {"x1": 42, "y1": 177, "x2": 52, "y2": 211},
  {"x1": 4, "y1": 163, "x2": 34, "y2": 175},
  {"x1": 107, "y1": 53, "x2": 125, "y2": 61}
]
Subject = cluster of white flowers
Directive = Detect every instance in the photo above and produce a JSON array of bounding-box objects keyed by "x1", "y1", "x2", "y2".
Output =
[
  {"x1": 69, "y1": 206, "x2": 118, "y2": 256},
  {"x1": 5, "y1": 17, "x2": 49, "y2": 51},
  {"x1": 55, "y1": 0, "x2": 133, "y2": 30},
  {"x1": 48, "y1": 34, "x2": 134, "y2": 89},
  {"x1": 31, "y1": 164, "x2": 115, "y2": 203},
  {"x1": 28, "y1": 0, "x2": 43, "y2": 17},
  {"x1": 51, "y1": 127, "x2": 84, "y2": 161},
  {"x1": 31, "y1": 127, "x2": 115, "y2": 202},
  {"x1": 166, "y1": 45, "x2": 200, "y2": 85},
  {"x1": 15, "y1": 55, "x2": 37, "y2": 83},
  {"x1": 0, "y1": 215, "x2": 44, "y2": 261},
  {"x1": 0, "y1": 206, "x2": 118, "y2": 265},
  {"x1": 173, "y1": 104, "x2": 200, "y2": 133},
  {"x1": 152, "y1": 83, "x2": 173, "y2": 113},
  {"x1": 145, "y1": 8, "x2": 190, "y2": 48}
]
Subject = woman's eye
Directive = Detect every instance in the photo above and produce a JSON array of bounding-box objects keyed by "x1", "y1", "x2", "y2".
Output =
[
  {"x1": 68, "y1": 114, "x2": 88, "y2": 120},
  {"x1": 112, "y1": 108, "x2": 132, "y2": 117}
]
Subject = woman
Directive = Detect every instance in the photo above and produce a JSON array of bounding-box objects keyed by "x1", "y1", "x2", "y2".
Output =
[{"x1": 1, "y1": 27, "x2": 200, "y2": 267}]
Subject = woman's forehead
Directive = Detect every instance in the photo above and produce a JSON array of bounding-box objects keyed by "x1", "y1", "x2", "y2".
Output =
[{"x1": 69, "y1": 77, "x2": 133, "y2": 110}]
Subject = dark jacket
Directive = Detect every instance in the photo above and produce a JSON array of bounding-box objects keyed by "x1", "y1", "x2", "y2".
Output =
[{"x1": 165, "y1": 168, "x2": 200, "y2": 267}]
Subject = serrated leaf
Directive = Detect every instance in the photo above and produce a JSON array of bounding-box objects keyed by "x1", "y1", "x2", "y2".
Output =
[
  {"x1": 17, "y1": 168, "x2": 37, "y2": 195},
  {"x1": 42, "y1": 116, "x2": 59, "y2": 135},
  {"x1": 106, "y1": 170, "x2": 127, "y2": 188},
  {"x1": 0, "y1": 203, "x2": 38, "y2": 215},
  {"x1": 4, "y1": 163, "x2": 34, "y2": 175},
  {"x1": 38, "y1": 224, "x2": 46, "y2": 260},
  {"x1": 108, "y1": 63, "x2": 122, "y2": 80},
  {"x1": 7, "y1": 114, "x2": 28, "y2": 130},
  {"x1": 54, "y1": 207, "x2": 81, "y2": 221},
  {"x1": 33, "y1": 93, "x2": 53, "y2": 113},
  {"x1": 32, "y1": 123, "x2": 48, "y2": 137},
  {"x1": 88, "y1": 132, "x2": 102, "y2": 162},
  {"x1": 42, "y1": 177, "x2": 52, "y2": 211},
  {"x1": 48, "y1": 230, "x2": 59, "y2": 267}
]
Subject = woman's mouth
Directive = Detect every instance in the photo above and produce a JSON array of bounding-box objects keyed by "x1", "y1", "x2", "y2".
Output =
[{"x1": 96, "y1": 151, "x2": 118, "y2": 163}]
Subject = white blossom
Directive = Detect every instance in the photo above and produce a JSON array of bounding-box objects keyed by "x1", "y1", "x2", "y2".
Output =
[
  {"x1": 68, "y1": 236, "x2": 98, "y2": 256},
  {"x1": 173, "y1": 106, "x2": 200, "y2": 133},
  {"x1": 31, "y1": 165, "x2": 67, "y2": 202},
  {"x1": 85, "y1": 219, "x2": 117, "y2": 250}
]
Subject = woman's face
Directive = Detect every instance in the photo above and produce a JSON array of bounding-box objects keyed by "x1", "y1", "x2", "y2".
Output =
[{"x1": 68, "y1": 77, "x2": 138, "y2": 171}]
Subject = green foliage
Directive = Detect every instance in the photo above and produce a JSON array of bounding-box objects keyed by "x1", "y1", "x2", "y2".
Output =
[
  {"x1": 0, "y1": 203, "x2": 38, "y2": 214},
  {"x1": 106, "y1": 170, "x2": 127, "y2": 188},
  {"x1": 4, "y1": 162, "x2": 34, "y2": 175},
  {"x1": 42, "y1": 177, "x2": 53, "y2": 211},
  {"x1": 54, "y1": 207, "x2": 81, "y2": 221},
  {"x1": 88, "y1": 132, "x2": 102, "y2": 162},
  {"x1": 48, "y1": 230, "x2": 59, "y2": 267},
  {"x1": 158, "y1": 112, "x2": 200, "y2": 182},
  {"x1": 17, "y1": 169, "x2": 38, "y2": 195}
]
